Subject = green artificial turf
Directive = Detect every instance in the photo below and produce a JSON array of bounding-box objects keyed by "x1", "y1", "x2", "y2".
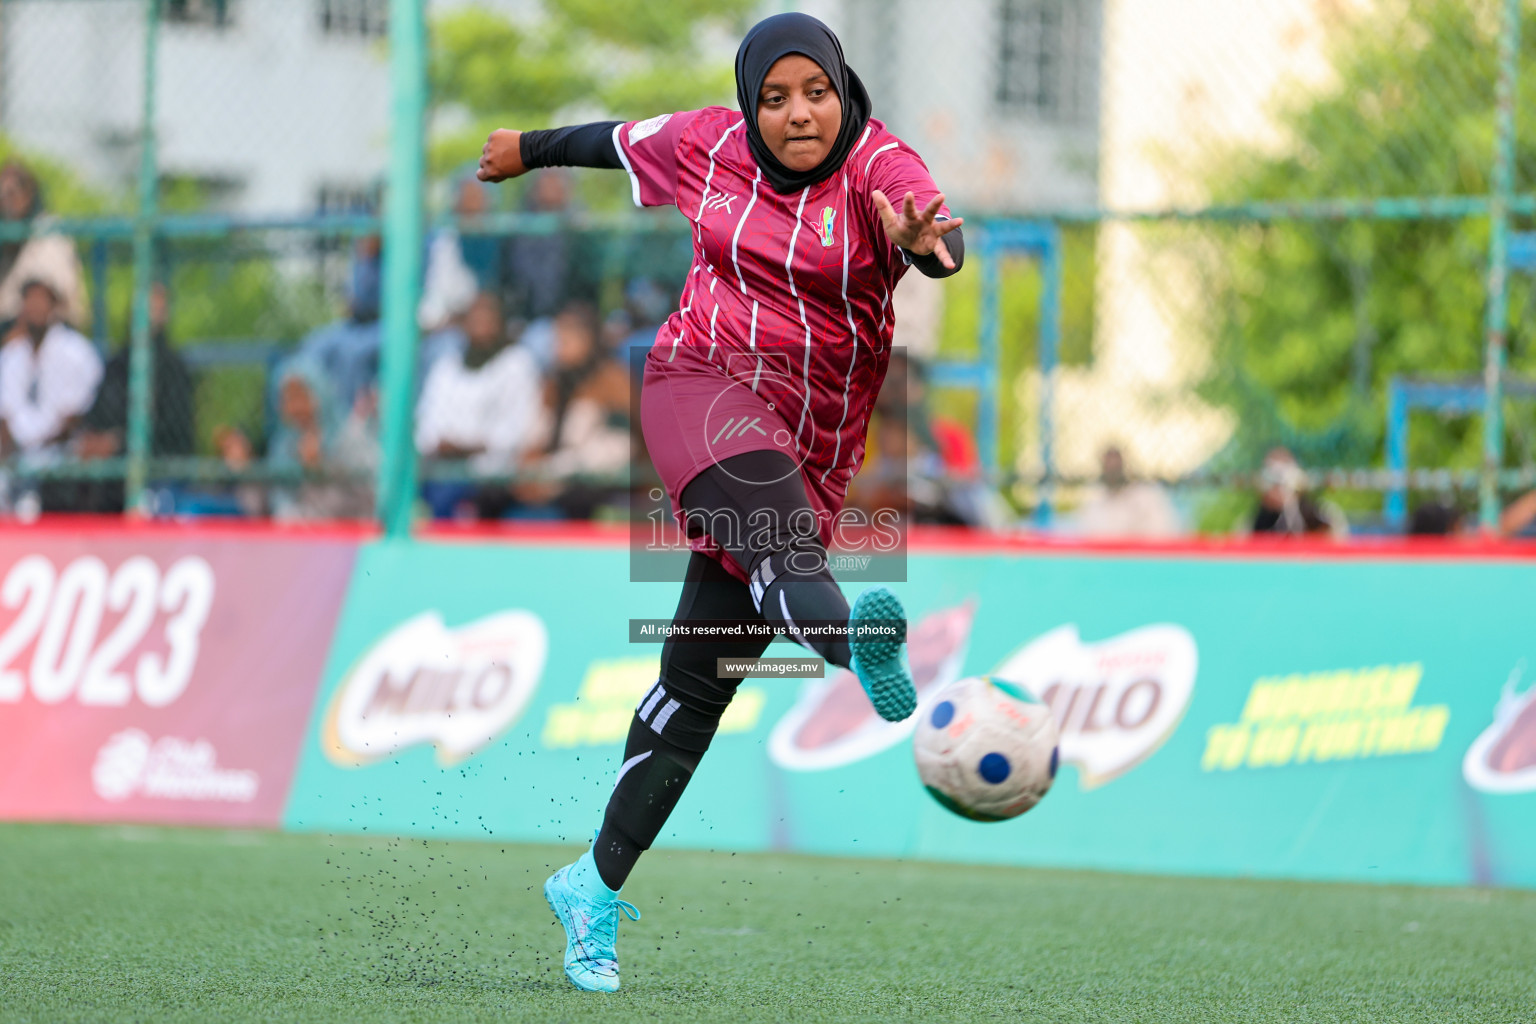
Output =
[{"x1": 1, "y1": 823, "x2": 1533, "y2": 1023}]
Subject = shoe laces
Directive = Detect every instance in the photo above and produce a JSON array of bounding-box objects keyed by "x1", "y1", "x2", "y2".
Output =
[{"x1": 576, "y1": 897, "x2": 640, "y2": 967}]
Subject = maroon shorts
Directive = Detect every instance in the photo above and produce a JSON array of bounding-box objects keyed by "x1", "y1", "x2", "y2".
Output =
[{"x1": 641, "y1": 358, "x2": 848, "y2": 584}]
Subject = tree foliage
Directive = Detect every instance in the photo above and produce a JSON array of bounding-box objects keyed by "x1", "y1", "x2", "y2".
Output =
[
  {"x1": 1191, "y1": 0, "x2": 1536, "y2": 482},
  {"x1": 428, "y1": 0, "x2": 755, "y2": 198}
]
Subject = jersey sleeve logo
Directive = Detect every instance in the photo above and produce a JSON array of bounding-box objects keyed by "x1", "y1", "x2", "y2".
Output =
[
  {"x1": 628, "y1": 113, "x2": 674, "y2": 146},
  {"x1": 818, "y1": 206, "x2": 837, "y2": 247}
]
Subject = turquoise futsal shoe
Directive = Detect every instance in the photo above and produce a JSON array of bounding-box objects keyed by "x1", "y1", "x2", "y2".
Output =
[
  {"x1": 544, "y1": 862, "x2": 641, "y2": 993},
  {"x1": 849, "y1": 586, "x2": 917, "y2": 722}
]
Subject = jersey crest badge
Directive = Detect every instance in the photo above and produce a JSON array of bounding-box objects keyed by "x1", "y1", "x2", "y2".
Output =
[{"x1": 818, "y1": 206, "x2": 837, "y2": 247}]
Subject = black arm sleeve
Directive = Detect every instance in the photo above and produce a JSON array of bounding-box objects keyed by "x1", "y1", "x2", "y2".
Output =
[
  {"x1": 903, "y1": 224, "x2": 965, "y2": 279},
  {"x1": 519, "y1": 121, "x2": 625, "y2": 170}
]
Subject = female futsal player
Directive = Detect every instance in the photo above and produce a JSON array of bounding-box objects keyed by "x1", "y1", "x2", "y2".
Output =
[{"x1": 477, "y1": 13, "x2": 964, "y2": 992}]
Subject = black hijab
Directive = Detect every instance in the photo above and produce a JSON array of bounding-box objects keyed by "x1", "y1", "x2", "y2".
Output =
[{"x1": 734, "y1": 13, "x2": 873, "y2": 195}]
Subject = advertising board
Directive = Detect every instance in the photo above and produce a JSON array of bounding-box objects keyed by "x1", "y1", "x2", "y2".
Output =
[
  {"x1": 0, "y1": 529, "x2": 356, "y2": 827},
  {"x1": 284, "y1": 539, "x2": 1536, "y2": 888}
]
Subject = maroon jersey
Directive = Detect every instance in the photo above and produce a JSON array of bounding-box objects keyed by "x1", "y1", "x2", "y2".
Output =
[{"x1": 618, "y1": 107, "x2": 949, "y2": 578}]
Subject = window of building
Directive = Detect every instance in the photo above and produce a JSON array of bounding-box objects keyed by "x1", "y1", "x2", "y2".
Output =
[
  {"x1": 164, "y1": 0, "x2": 233, "y2": 28},
  {"x1": 316, "y1": 181, "x2": 381, "y2": 217},
  {"x1": 318, "y1": 0, "x2": 388, "y2": 39},
  {"x1": 997, "y1": 0, "x2": 1100, "y2": 126}
]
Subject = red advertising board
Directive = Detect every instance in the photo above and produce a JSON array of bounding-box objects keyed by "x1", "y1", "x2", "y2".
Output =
[{"x1": 0, "y1": 525, "x2": 357, "y2": 827}]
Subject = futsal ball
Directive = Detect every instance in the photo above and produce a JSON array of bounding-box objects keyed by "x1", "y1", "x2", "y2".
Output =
[{"x1": 913, "y1": 675, "x2": 1060, "y2": 822}]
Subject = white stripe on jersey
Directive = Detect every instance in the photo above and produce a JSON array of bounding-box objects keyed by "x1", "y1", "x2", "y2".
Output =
[
  {"x1": 852, "y1": 123, "x2": 874, "y2": 157},
  {"x1": 783, "y1": 186, "x2": 814, "y2": 443},
  {"x1": 670, "y1": 268, "x2": 699, "y2": 362},
  {"x1": 731, "y1": 167, "x2": 762, "y2": 295},
  {"x1": 695, "y1": 121, "x2": 742, "y2": 221},
  {"x1": 749, "y1": 301, "x2": 761, "y2": 391},
  {"x1": 822, "y1": 175, "x2": 861, "y2": 484},
  {"x1": 728, "y1": 167, "x2": 765, "y2": 391},
  {"x1": 863, "y1": 140, "x2": 899, "y2": 177},
  {"x1": 612, "y1": 123, "x2": 642, "y2": 207}
]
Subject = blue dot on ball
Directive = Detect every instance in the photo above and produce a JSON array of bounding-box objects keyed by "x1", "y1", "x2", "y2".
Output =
[
  {"x1": 978, "y1": 752, "x2": 1010, "y2": 784},
  {"x1": 930, "y1": 700, "x2": 955, "y2": 729},
  {"x1": 1049, "y1": 746, "x2": 1059, "y2": 779}
]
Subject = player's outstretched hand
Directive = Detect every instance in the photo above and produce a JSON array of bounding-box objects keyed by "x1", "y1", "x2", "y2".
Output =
[
  {"x1": 478, "y1": 129, "x2": 526, "y2": 182},
  {"x1": 872, "y1": 190, "x2": 964, "y2": 270}
]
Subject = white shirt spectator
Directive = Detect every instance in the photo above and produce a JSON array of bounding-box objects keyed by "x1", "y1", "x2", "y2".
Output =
[
  {"x1": 417, "y1": 229, "x2": 478, "y2": 332},
  {"x1": 0, "y1": 322, "x2": 103, "y2": 453},
  {"x1": 539, "y1": 397, "x2": 631, "y2": 478},
  {"x1": 0, "y1": 230, "x2": 90, "y2": 330},
  {"x1": 414, "y1": 343, "x2": 542, "y2": 471},
  {"x1": 1074, "y1": 482, "x2": 1183, "y2": 539}
]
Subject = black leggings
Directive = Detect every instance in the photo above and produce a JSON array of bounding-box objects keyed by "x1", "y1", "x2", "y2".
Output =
[{"x1": 592, "y1": 450, "x2": 854, "y2": 887}]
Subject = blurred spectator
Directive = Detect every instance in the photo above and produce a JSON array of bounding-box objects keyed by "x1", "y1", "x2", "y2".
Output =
[
  {"x1": 453, "y1": 178, "x2": 506, "y2": 290},
  {"x1": 415, "y1": 291, "x2": 542, "y2": 519},
  {"x1": 609, "y1": 277, "x2": 670, "y2": 376},
  {"x1": 299, "y1": 235, "x2": 381, "y2": 414},
  {"x1": 862, "y1": 352, "x2": 1007, "y2": 528},
  {"x1": 1074, "y1": 446, "x2": 1182, "y2": 539},
  {"x1": 507, "y1": 169, "x2": 575, "y2": 321},
  {"x1": 856, "y1": 415, "x2": 1007, "y2": 528},
  {"x1": 505, "y1": 169, "x2": 579, "y2": 371},
  {"x1": 1409, "y1": 499, "x2": 1465, "y2": 536},
  {"x1": 267, "y1": 355, "x2": 377, "y2": 520},
  {"x1": 0, "y1": 279, "x2": 101, "y2": 459},
  {"x1": 0, "y1": 161, "x2": 88, "y2": 332},
  {"x1": 1499, "y1": 490, "x2": 1536, "y2": 538},
  {"x1": 71, "y1": 282, "x2": 194, "y2": 512},
  {"x1": 1251, "y1": 447, "x2": 1347, "y2": 537},
  {"x1": 514, "y1": 300, "x2": 633, "y2": 519},
  {"x1": 418, "y1": 177, "x2": 498, "y2": 332},
  {"x1": 847, "y1": 411, "x2": 915, "y2": 522},
  {"x1": 212, "y1": 424, "x2": 264, "y2": 519}
]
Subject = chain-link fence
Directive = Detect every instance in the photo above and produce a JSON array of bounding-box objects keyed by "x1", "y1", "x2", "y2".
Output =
[
  {"x1": 0, "y1": 0, "x2": 1531, "y2": 536},
  {"x1": 821, "y1": 0, "x2": 1536, "y2": 536}
]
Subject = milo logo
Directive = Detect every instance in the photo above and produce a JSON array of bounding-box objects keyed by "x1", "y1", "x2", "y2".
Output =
[
  {"x1": 993, "y1": 624, "x2": 1198, "y2": 789},
  {"x1": 1463, "y1": 661, "x2": 1536, "y2": 794},
  {"x1": 321, "y1": 610, "x2": 547, "y2": 767}
]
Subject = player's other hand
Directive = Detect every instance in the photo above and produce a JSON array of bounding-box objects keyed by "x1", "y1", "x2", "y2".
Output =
[
  {"x1": 477, "y1": 129, "x2": 526, "y2": 182},
  {"x1": 872, "y1": 190, "x2": 964, "y2": 270}
]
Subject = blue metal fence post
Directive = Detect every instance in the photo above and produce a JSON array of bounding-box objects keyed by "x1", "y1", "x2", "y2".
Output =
[
  {"x1": 1481, "y1": 0, "x2": 1522, "y2": 532},
  {"x1": 1034, "y1": 222, "x2": 1061, "y2": 529},
  {"x1": 377, "y1": 0, "x2": 426, "y2": 536},
  {"x1": 978, "y1": 227, "x2": 1001, "y2": 484},
  {"x1": 90, "y1": 239, "x2": 109, "y2": 352},
  {"x1": 1385, "y1": 379, "x2": 1408, "y2": 530},
  {"x1": 125, "y1": 0, "x2": 161, "y2": 512}
]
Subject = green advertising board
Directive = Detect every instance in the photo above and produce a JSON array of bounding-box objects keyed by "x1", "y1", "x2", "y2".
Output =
[{"x1": 284, "y1": 539, "x2": 1536, "y2": 888}]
